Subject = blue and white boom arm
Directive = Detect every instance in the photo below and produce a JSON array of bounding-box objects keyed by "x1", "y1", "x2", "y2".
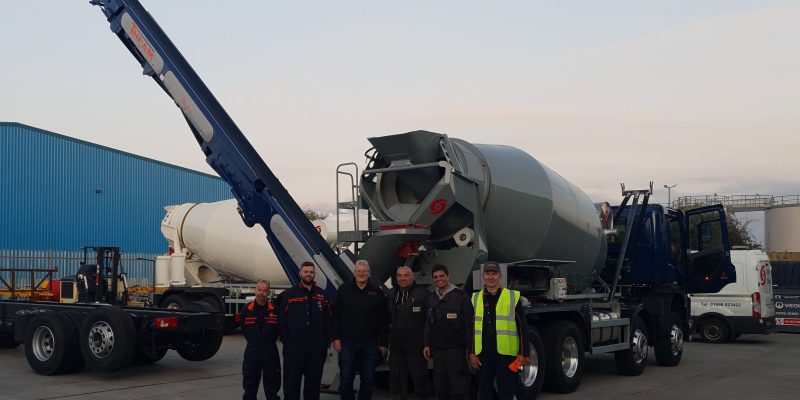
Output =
[{"x1": 90, "y1": 0, "x2": 352, "y2": 298}]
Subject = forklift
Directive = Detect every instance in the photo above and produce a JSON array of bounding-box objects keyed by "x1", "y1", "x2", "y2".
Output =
[{"x1": 60, "y1": 247, "x2": 129, "y2": 305}]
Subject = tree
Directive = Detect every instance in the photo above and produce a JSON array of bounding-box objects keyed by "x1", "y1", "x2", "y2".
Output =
[
  {"x1": 304, "y1": 209, "x2": 328, "y2": 221},
  {"x1": 678, "y1": 206, "x2": 760, "y2": 249},
  {"x1": 724, "y1": 207, "x2": 760, "y2": 249}
]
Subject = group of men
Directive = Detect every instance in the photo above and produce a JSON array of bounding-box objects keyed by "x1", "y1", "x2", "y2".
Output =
[{"x1": 240, "y1": 259, "x2": 530, "y2": 400}]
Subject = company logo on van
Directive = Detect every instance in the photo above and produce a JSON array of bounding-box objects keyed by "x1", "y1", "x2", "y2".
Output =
[{"x1": 775, "y1": 302, "x2": 800, "y2": 310}]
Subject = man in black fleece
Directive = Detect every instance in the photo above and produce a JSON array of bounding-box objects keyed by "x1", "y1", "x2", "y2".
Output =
[
  {"x1": 388, "y1": 266, "x2": 430, "y2": 400},
  {"x1": 332, "y1": 260, "x2": 389, "y2": 400}
]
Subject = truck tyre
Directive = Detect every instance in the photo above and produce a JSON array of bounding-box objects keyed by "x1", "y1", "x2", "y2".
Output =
[
  {"x1": 614, "y1": 316, "x2": 648, "y2": 376},
  {"x1": 174, "y1": 301, "x2": 224, "y2": 361},
  {"x1": 655, "y1": 312, "x2": 684, "y2": 367},
  {"x1": 516, "y1": 328, "x2": 546, "y2": 399},
  {"x1": 24, "y1": 313, "x2": 81, "y2": 375},
  {"x1": 131, "y1": 344, "x2": 168, "y2": 365},
  {"x1": 543, "y1": 321, "x2": 584, "y2": 393},
  {"x1": 161, "y1": 294, "x2": 188, "y2": 310},
  {"x1": 200, "y1": 295, "x2": 224, "y2": 312},
  {"x1": 80, "y1": 306, "x2": 136, "y2": 372},
  {"x1": 58, "y1": 312, "x2": 87, "y2": 374},
  {"x1": 698, "y1": 317, "x2": 729, "y2": 344}
]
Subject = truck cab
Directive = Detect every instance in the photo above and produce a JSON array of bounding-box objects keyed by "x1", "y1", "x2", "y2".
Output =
[{"x1": 606, "y1": 204, "x2": 736, "y2": 294}]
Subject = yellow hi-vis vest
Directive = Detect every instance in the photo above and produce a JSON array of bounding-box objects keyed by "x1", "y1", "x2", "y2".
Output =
[{"x1": 472, "y1": 288, "x2": 520, "y2": 356}]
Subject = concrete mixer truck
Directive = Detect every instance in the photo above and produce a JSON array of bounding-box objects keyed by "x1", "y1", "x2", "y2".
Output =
[
  {"x1": 330, "y1": 130, "x2": 737, "y2": 397},
  {"x1": 151, "y1": 200, "x2": 362, "y2": 329},
  {"x1": 80, "y1": 1, "x2": 736, "y2": 397}
]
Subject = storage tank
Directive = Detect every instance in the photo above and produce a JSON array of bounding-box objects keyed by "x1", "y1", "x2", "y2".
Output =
[
  {"x1": 765, "y1": 205, "x2": 800, "y2": 254},
  {"x1": 358, "y1": 130, "x2": 606, "y2": 291}
]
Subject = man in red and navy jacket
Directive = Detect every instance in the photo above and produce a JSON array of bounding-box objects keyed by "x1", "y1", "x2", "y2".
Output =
[
  {"x1": 278, "y1": 261, "x2": 332, "y2": 400},
  {"x1": 241, "y1": 279, "x2": 281, "y2": 400}
]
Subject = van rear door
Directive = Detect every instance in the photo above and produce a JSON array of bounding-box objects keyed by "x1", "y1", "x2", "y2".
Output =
[
  {"x1": 685, "y1": 205, "x2": 736, "y2": 293},
  {"x1": 756, "y1": 258, "x2": 775, "y2": 318}
]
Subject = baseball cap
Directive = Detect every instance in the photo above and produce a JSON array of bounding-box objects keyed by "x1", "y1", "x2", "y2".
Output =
[{"x1": 483, "y1": 261, "x2": 500, "y2": 273}]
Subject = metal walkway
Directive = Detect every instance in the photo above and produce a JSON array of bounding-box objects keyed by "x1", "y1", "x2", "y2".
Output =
[{"x1": 673, "y1": 194, "x2": 800, "y2": 212}]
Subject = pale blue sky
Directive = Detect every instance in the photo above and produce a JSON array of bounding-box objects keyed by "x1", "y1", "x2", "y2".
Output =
[{"x1": 2, "y1": 1, "x2": 799, "y2": 243}]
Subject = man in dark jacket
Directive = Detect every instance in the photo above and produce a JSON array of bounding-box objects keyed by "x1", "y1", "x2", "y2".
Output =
[
  {"x1": 241, "y1": 279, "x2": 281, "y2": 400},
  {"x1": 388, "y1": 266, "x2": 430, "y2": 400},
  {"x1": 332, "y1": 260, "x2": 390, "y2": 400},
  {"x1": 423, "y1": 264, "x2": 472, "y2": 400},
  {"x1": 279, "y1": 261, "x2": 332, "y2": 400}
]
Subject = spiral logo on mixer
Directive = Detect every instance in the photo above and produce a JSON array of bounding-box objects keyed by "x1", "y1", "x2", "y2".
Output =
[{"x1": 429, "y1": 198, "x2": 447, "y2": 215}]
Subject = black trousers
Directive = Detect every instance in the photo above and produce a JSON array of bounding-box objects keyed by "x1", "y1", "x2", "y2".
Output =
[
  {"x1": 389, "y1": 340, "x2": 429, "y2": 400},
  {"x1": 282, "y1": 339, "x2": 326, "y2": 400},
  {"x1": 431, "y1": 347, "x2": 470, "y2": 400},
  {"x1": 477, "y1": 350, "x2": 516, "y2": 400},
  {"x1": 243, "y1": 343, "x2": 281, "y2": 400}
]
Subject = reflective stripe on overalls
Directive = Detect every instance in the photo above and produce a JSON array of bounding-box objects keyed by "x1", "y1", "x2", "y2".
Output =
[{"x1": 472, "y1": 288, "x2": 520, "y2": 356}]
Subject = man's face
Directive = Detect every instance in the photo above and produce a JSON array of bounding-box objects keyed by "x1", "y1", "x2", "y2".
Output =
[
  {"x1": 255, "y1": 282, "x2": 269, "y2": 305},
  {"x1": 355, "y1": 263, "x2": 370, "y2": 285},
  {"x1": 396, "y1": 267, "x2": 414, "y2": 289},
  {"x1": 483, "y1": 270, "x2": 501, "y2": 288},
  {"x1": 432, "y1": 270, "x2": 450, "y2": 290},
  {"x1": 300, "y1": 265, "x2": 316, "y2": 285}
]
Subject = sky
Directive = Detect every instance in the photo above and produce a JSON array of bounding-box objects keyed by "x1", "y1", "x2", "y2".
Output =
[{"x1": 1, "y1": 1, "x2": 798, "y2": 244}]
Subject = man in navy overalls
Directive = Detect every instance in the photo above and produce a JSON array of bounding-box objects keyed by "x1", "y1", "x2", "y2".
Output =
[{"x1": 241, "y1": 279, "x2": 281, "y2": 400}]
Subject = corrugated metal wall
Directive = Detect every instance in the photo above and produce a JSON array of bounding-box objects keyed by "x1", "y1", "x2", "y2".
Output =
[{"x1": 0, "y1": 122, "x2": 233, "y2": 254}]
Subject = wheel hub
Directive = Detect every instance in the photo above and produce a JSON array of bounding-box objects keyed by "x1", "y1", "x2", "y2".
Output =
[
  {"x1": 519, "y1": 343, "x2": 539, "y2": 386},
  {"x1": 561, "y1": 336, "x2": 579, "y2": 378},
  {"x1": 669, "y1": 324, "x2": 684, "y2": 355},
  {"x1": 88, "y1": 321, "x2": 115, "y2": 359},
  {"x1": 703, "y1": 324, "x2": 721, "y2": 340},
  {"x1": 32, "y1": 326, "x2": 55, "y2": 362},
  {"x1": 632, "y1": 328, "x2": 649, "y2": 363}
]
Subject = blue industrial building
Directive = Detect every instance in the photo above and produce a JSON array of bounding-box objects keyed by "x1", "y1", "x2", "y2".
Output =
[{"x1": 1, "y1": 122, "x2": 232, "y2": 271}]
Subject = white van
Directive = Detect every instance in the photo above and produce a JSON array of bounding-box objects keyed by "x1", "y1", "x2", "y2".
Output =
[{"x1": 690, "y1": 249, "x2": 775, "y2": 343}]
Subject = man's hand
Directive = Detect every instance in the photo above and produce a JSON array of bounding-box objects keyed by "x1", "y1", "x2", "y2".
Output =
[
  {"x1": 333, "y1": 339, "x2": 342, "y2": 353},
  {"x1": 379, "y1": 346, "x2": 388, "y2": 358},
  {"x1": 468, "y1": 353, "x2": 481, "y2": 369},
  {"x1": 521, "y1": 356, "x2": 531, "y2": 366},
  {"x1": 423, "y1": 346, "x2": 431, "y2": 360}
]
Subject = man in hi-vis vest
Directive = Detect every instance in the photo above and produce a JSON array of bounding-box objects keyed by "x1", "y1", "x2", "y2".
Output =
[{"x1": 468, "y1": 262, "x2": 530, "y2": 400}]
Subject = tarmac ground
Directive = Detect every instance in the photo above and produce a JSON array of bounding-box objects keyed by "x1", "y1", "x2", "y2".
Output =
[{"x1": 0, "y1": 332, "x2": 798, "y2": 400}]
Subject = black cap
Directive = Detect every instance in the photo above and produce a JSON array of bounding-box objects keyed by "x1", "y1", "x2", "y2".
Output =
[{"x1": 483, "y1": 261, "x2": 500, "y2": 273}]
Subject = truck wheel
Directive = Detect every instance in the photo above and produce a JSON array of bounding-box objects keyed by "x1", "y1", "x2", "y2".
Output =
[
  {"x1": 174, "y1": 301, "x2": 223, "y2": 361},
  {"x1": 543, "y1": 321, "x2": 584, "y2": 393},
  {"x1": 80, "y1": 306, "x2": 136, "y2": 372},
  {"x1": 516, "y1": 328, "x2": 546, "y2": 398},
  {"x1": 200, "y1": 295, "x2": 224, "y2": 312},
  {"x1": 58, "y1": 312, "x2": 87, "y2": 373},
  {"x1": 24, "y1": 313, "x2": 81, "y2": 375},
  {"x1": 614, "y1": 316, "x2": 649, "y2": 376},
  {"x1": 131, "y1": 344, "x2": 168, "y2": 365},
  {"x1": 699, "y1": 317, "x2": 729, "y2": 344},
  {"x1": 655, "y1": 312, "x2": 684, "y2": 367},
  {"x1": 161, "y1": 294, "x2": 188, "y2": 309}
]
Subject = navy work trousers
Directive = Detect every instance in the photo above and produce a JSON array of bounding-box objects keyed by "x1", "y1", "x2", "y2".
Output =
[{"x1": 339, "y1": 340, "x2": 379, "y2": 400}]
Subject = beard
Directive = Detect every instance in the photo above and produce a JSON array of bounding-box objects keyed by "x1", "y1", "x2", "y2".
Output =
[{"x1": 302, "y1": 276, "x2": 315, "y2": 285}]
